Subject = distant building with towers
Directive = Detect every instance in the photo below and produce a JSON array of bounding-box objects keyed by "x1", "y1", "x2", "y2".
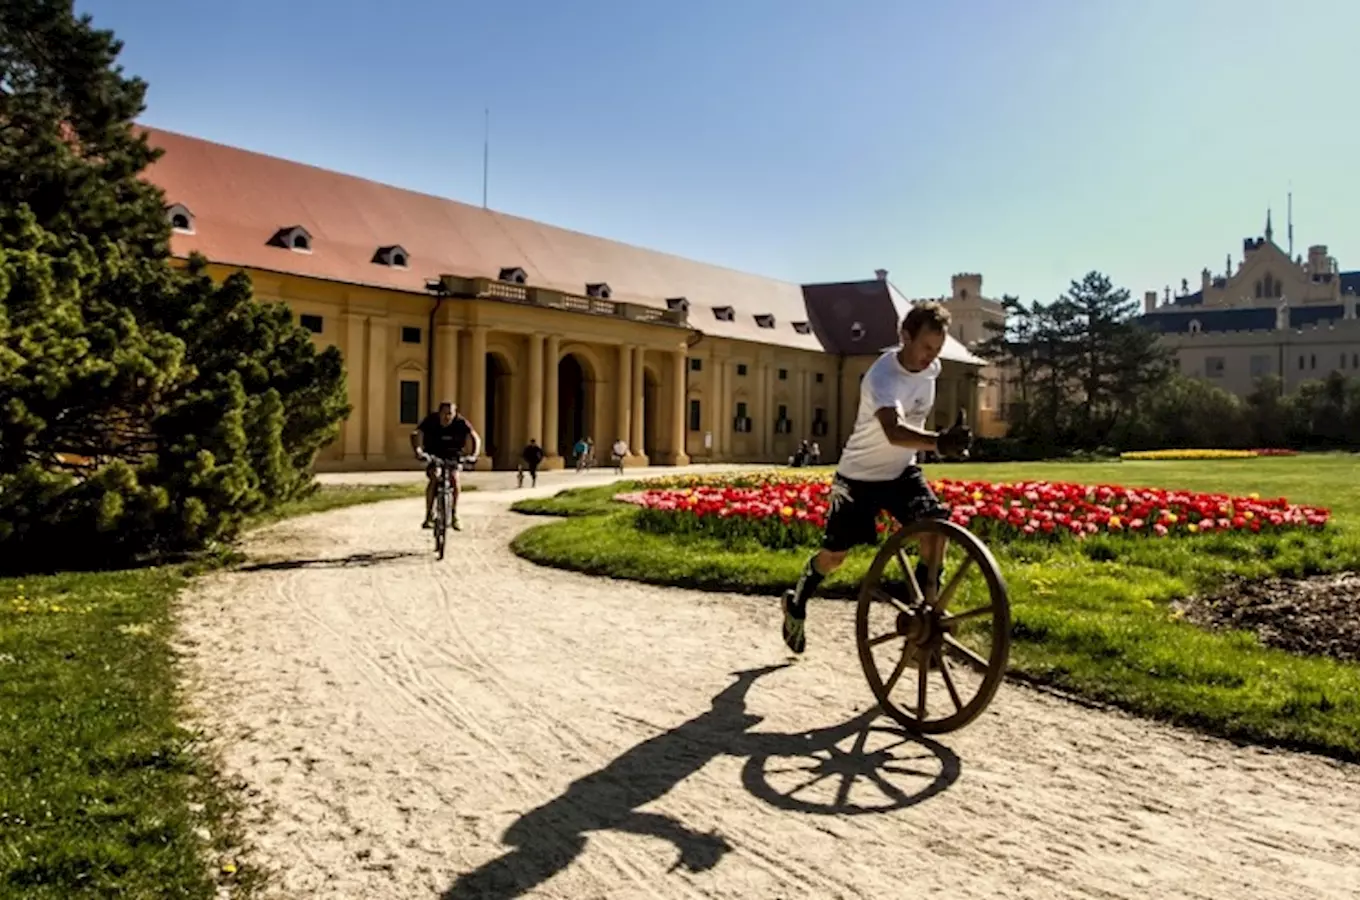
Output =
[{"x1": 1137, "y1": 204, "x2": 1360, "y2": 398}]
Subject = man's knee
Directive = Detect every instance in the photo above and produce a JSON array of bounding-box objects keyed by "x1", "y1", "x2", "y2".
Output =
[{"x1": 816, "y1": 549, "x2": 848, "y2": 573}]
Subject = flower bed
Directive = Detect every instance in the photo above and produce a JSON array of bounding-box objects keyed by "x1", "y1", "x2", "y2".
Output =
[
  {"x1": 1120, "y1": 448, "x2": 1297, "y2": 461},
  {"x1": 618, "y1": 476, "x2": 1330, "y2": 548}
]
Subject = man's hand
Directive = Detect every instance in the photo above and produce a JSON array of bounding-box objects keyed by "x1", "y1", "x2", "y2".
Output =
[{"x1": 935, "y1": 409, "x2": 973, "y2": 459}]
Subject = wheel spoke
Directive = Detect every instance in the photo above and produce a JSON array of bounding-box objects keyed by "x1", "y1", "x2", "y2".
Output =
[
  {"x1": 883, "y1": 648, "x2": 913, "y2": 696},
  {"x1": 943, "y1": 633, "x2": 991, "y2": 670},
  {"x1": 915, "y1": 650, "x2": 929, "y2": 718},
  {"x1": 940, "y1": 603, "x2": 994, "y2": 626},
  {"x1": 937, "y1": 555, "x2": 977, "y2": 611},
  {"x1": 895, "y1": 550, "x2": 924, "y2": 604},
  {"x1": 936, "y1": 649, "x2": 963, "y2": 711},
  {"x1": 867, "y1": 631, "x2": 900, "y2": 647},
  {"x1": 870, "y1": 587, "x2": 912, "y2": 616}
]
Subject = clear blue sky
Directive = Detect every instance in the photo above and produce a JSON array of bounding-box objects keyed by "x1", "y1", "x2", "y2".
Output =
[{"x1": 78, "y1": 0, "x2": 1360, "y2": 304}]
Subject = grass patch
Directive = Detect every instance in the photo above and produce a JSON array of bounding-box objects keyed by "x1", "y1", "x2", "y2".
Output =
[
  {"x1": 510, "y1": 454, "x2": 1360, "y2": 761},
  {"x1": 0, "y1": 480, "x2": 431, "y2": 898}
]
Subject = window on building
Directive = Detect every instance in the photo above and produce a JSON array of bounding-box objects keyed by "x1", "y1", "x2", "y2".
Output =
[
  {"x1": 737, "y1": 363, "x2": 748, "y2": 376},
  {"x1": 815, "y1": 372, "x2": 824, "y2": 383},
  {"x1": 401, "y1": 326, "x2": 421, "y2": 344},
  {"x1": 299, "y1": 314, "x2": 323, "y2": 334},
  {"x1": 1343, "y1": 353, "x2": 1349, "y2": 370},
  {"x1": 1354, "y1": 353, "x2": 1358, "y2": 369},
  {"x1": 689, "y1": 358, "x2": 703, "y2": 372},
  {"x1": 1299, "y1": 355, "x2": 1306, "y2": 370},
  {"x1": 1311, "y1": 354, "x2": 1317, "y2": 369},
  {"x1": 399, "y1": 380, "x2": 421, "y2": 425},
  {"x1": 1250, "y1": 355, "x2": 1271, "y2": 378},
  {"x1": 736, "y1": 401, "x2": 748, "y2": 418},
  {"x1": 778, "y1": 368, "x2": 788, "y2": 380},
  {"x1": 688, "y1": 398, "x2": 702, "y2": 432},
  {"x1": 778, "y1": 404, "x2": 788, "y2": 419},
  {"x1": 1206, "y1": 357, "x2": 1225, "y2": 378}
]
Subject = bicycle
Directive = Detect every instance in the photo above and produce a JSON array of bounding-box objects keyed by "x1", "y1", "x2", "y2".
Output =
[
  {"x1": 418, "y1": 450, "x2": 473, "y2": 560},
  {"x1": 854, "y1": 516, "x2": 1011, "y2": 733}
]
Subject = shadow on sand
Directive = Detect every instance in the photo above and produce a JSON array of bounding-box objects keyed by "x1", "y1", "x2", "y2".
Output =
[
  {"x1": 236, "y1": 550, "x2": 422, "y2": 572},
  {"x1": 443, "y1": 664, "x2": 960, "y2": 899}
]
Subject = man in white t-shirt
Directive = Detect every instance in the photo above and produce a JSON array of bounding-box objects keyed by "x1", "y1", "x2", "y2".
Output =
[{"x1": 781, "y1": 301, "x2": 972, "y2": 654}]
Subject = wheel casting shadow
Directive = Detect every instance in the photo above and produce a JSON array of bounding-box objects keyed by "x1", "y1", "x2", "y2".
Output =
[
  {"x1": 236, "y1": 550, "x2": 421, "y2": 572},
  {"x1": 443, "y1": 664, "x2": 960, "y2": 899}
]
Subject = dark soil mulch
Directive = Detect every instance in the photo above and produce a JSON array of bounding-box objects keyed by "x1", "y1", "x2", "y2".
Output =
[{"x1": 1176, "y1": 573, "x2": 1360, "y2": 663}]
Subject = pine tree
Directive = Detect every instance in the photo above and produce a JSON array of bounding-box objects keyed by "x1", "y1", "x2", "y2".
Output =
[{"x1": 0, "y1": 0, "x2": 349, "y2": 572}]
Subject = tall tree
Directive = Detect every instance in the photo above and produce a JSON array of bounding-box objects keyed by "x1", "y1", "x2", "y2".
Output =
[{"x1": 0, "y1": 0, "x2": 349, "y2": 571}]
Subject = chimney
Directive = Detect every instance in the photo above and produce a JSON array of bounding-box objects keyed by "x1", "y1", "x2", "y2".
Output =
[
  {"x1": 1144, "y1": 290, "x2": 1158, "y2": 314},
  {"x1": 874, "y1": 268, "x2": 888, "y2": 282}
]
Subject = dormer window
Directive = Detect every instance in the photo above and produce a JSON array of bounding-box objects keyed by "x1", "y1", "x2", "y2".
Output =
[
  {"x1": 166, "y1": 203, "x2": 194, "y2": 234},
  {"x1": 792, "y1": 321, "x2": 812, "y2": 335},
  {"x1": 713, "y1": 306, "x2": 735, "y2": 322},
  {"x1": 499, "y1": 266, "x2": 528, "y2": 284},
  {"x1": 270, "y1": 225, "x2": 313, "y2": 253},
  {"x1": 373, "y1": 245, "x2": 409, "y2": 268},
  {"x1": 1189, "y1": 319, "x2": 1202, "y2": 334},
  {"x1": 585, "y1": 282, "x2": 612, "y2": 300},
  {"x1": 665, "y1": 297, "x2": 689, "y2": 313},
  {"x1": 755, "y1": 314, "x2": 776, "y2": 329},
  {"x1": 850, "y1": 321, "x2": 866, "y2": 342}
]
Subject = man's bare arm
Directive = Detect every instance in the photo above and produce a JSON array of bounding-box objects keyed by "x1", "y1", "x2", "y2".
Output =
[
  {"x1": 467, "y1": 427, "x2": 483, "y2": 459},
  {"x1": 409, "y1": 428, "x2": 424, "y2": 455},
  {"x1": 873, "y1": 407, "x2": 938, "y2": 452}
]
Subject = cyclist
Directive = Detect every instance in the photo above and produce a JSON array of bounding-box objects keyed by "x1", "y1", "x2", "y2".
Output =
[
  {"x1": 780, "y1": 302, "x2": 972, "y2": 655},
  {"x1": 410, "y1": 401, "x2": 481, "y2": 531}
]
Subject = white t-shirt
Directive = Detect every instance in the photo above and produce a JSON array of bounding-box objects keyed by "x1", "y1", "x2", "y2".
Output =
[
  {"x1": 612, "y1": 440, "x2": 628, "y2": 457},
  {"x1": 836, "y1": 349, "x2": 939, "y2": 481}
]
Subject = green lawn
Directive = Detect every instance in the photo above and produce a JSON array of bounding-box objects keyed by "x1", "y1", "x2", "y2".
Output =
[
  {"x1": 0, "y1": 482, "x2": 433, "y2": 899},
  {"x1": 511, "y1": 454, "x2": 1360, "y2": 761}
]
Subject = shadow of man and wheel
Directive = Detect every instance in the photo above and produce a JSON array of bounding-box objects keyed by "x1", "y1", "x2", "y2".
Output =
[{"x1": 443, "y1": 664, "x2": 961, "y2": 899}]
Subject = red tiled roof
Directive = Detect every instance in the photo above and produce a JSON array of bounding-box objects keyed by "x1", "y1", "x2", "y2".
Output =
[
  {"x1": 802, "y1": 280, "x2": 985, "y2": 365},
  {"x1": 139, "y1": 127, "x2": 823, "y2": 351}
]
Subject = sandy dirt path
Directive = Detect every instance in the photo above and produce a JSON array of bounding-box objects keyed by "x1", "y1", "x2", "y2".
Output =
[{"x1": 177, "y1": 478, "x2": 1360, "y2": 899}]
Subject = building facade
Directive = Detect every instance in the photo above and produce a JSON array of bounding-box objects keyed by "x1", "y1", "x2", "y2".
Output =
[
  {"x1": 1138, "y1": 214, "x2": 1360, "y2": 397},
  {"x1": 145, "y1": 127, "x2": 993, "y2": 470}
]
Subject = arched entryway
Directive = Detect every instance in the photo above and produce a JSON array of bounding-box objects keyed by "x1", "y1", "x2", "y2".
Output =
[
  {"x1": 557, "y1": 353, "x2": 597, "y2": 458},
  {"x1": 485, "y1": 353, "x2": 513, "y2": 469},
  {"x1": 643, "y1": 367, "x2": 660, "y2": 460}
]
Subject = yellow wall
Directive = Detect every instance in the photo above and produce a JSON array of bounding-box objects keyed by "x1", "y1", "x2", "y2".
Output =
[{"x1": 214, "y1": 264, "x2": 988, "y2": 470}]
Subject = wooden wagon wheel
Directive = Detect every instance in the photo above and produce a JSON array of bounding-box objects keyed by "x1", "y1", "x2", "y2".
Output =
[{"x1": 856, "y1": 518, "x2": 1010, "y2": 734}]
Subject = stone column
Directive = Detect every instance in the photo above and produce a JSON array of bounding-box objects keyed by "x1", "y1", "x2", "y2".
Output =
[
  {"x1": 435, "y1": 323, "x2": 459, "y2": 409},
  {"x1": 543, "y1": 335, "x2": 562, "y2": 467},
  {"x1": 465, "y1": 325, "x2": 488, "y2": 467},
  {"x1": 526, "y1": 332, "x2": 544, "y2": 446},
  {"x1": 663, "y1": 347, "x2": 690, "y2": 465},
  {"x1": 365, "y1": 315, "x2": 388, "y2": 460},
  {"x1": 341, "y1": 313, "x2": 366, "y2": 460},
  {"x1": 714, "y1": 359, "x2": 728, "y2": 460},
  {"x1": 616, "y1": 343, "x2": 633, "y2": 447},
  {"x1": 797, "y1": 368, "x2": 809, "y2": 444},
  {"x1": 631, "y1": 346, "x2": 646, "y2": 458},
  {"x1": 759, "y1": 363, "x2": 772, "y2": 459}
]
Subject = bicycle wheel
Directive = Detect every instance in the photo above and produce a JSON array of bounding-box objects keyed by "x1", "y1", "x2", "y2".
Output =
[
  {"x1": 855, "y1": 518, "x2": 1010, "y2": 734},
  {"x1": 433, "y1": 478, "x2": 447, "y2": 560}
]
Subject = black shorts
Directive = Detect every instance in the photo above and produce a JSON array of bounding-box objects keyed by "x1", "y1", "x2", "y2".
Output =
[
  {"x1": 425, "y1": 458, "x2": 462, "y2": 478},
  {"x1": 821, "y1": 466, "x2": 949, "y2": 553}
]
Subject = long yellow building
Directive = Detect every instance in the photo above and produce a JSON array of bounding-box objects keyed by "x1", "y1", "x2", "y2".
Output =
[{"x1": 143, "y1": 127, "x2": 996, "y2": 471}]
